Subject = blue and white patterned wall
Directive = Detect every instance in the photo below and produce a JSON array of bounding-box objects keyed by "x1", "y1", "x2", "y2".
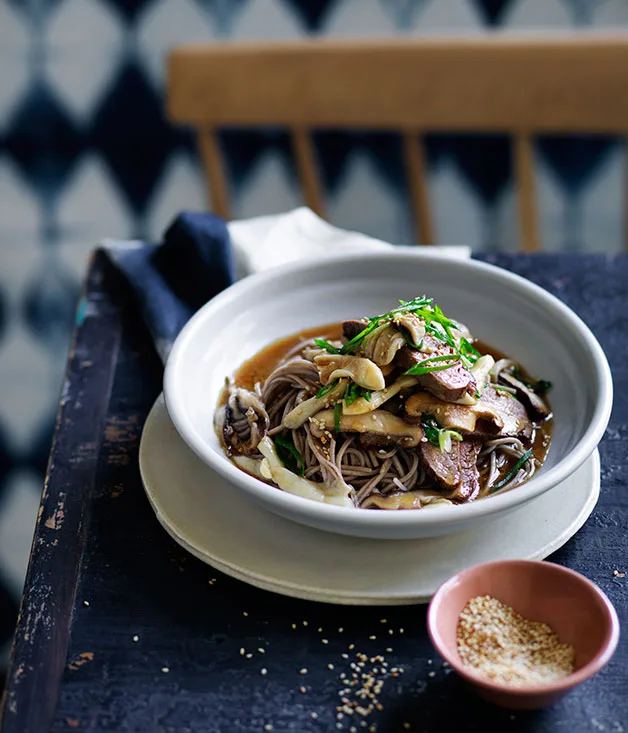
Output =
[{"x1": 1, "y1": 0, "x2": 627, "y2": 666}]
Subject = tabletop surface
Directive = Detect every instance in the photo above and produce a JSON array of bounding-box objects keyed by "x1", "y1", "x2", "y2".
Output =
[{"x1": 1, "y1": 251, "x2": 626, "y2": 733}]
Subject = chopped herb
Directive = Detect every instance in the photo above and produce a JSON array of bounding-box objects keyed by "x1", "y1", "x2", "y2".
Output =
[
  {"x1": 420, "y1": 415, "x2": 462, "y2": 453},
  {"x1": 339, "y1": 296, "x2": 433, "y2": 354},
  {"x1": 316, "y1": 379, "x2": 339, "y2": 398},
  {"x1": 314, "y1": 338, "x2": 339, "y2": 354},
  {"x1": 275, "y1": 434, "x2": 305, "y2": 476},
  {"x1": 459, "y1": 337, "x2": 481, "y2": 368},
  {"x1": 438, "y1": 429, "x2": 463, "y2": 453},
  {"x1": 493, "y1": 385, "x2": 513, "y2": 395},
  {"x1": 490, "y1": 448, "x2": 534, "y2": 493},
  {"x1": 333, "y1": 401, "x2": 342, "y2": 433},
  {"x1": 344, "y1": 381, "x2": 373, "y2": 406},
  {"x1": 405, "y1": 354, "x2": 461, "y2": 376}
]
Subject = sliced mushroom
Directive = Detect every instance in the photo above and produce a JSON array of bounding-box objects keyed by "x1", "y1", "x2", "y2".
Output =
[
  {"x1": 343, "y1": 375, "x2": 418, "y2": 415},
  {"x1": 392, "y1": 312, "x2": 425, "y2": 346},
  {"x1": 310, "y1": 409, "x2": 423, "y2": 448},
  {"x1": 498, "y1": 373, "x2": 551, "y2": 419},
  {"x1": 215, "y1": 386, "x2": 270, "y2": 455},
  {"x1": 283, "y1": 379, "x2": 347, "y2": 429},
  {"x1": 361, "y1": 491, "x2": 453, "y2": 510},
  {"x1": 470, "y1": 354, "x2": 495, "y2": 395},
  {"x1": 361, "y1": 323, "x2": 406, "y2": 366},
  {"x1": 314, "y1": 354, "x2": 385, "y2": 391},
  {"x1": 405, "y1": 391, "x2": 504, "y2": 434},
  {"x1": 257, "y1": 436, "x2": 355, "y2": 507}
]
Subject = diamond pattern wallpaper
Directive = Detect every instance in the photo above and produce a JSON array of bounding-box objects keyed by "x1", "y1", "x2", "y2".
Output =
[{"x1": 1, "y1": 0, "x2": 627, "y2": 668}]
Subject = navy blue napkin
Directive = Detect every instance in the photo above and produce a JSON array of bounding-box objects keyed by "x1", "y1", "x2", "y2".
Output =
[{"x1": 104, "y1": 212, "x2": 236, "y2": 361}]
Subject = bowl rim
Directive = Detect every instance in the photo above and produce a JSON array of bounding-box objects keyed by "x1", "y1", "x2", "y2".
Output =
[
  {"x1": 426, "y1": 559, "x2": 621, "y2": 695},
  {"x1": 164, "y1": 250, "x2": 613, "y2": 528}
]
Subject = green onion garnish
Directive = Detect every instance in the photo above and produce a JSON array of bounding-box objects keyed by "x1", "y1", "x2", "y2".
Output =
[
  {"x1": 405, "y1": 354, "x2": 461, "y2": 376},
  {"x1": 314, "y1": 338, "x2": 340, "y2": 354},
  {"x1": 344, "y1": 381, "x2": 373, "y2": 406},
  {"x1": 339, "y1": 296, "x2": 433, "y2": 354},
  {"x1": 316, "y1": 379, "x2": 339, "y2": 398},
  {"x1": 420, "y1": 415, "x2": 462, "y2": 453},
  {"x1": 490, "y1": 448, "x2": 534, "y2": 493},
  {"x1": 459, "y1": 337, "x2": 481, "y2": 368},
  {"x1": 333, "y1": 401, "x2": 342, "y2": 433},
  {"x1": 275, "y1": 434, "x2": 305, "y2": 476}
]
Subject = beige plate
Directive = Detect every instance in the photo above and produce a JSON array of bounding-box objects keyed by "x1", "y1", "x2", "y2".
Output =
[{"x1": 140, "y1": 395, "x2": 600, "y2": 606}]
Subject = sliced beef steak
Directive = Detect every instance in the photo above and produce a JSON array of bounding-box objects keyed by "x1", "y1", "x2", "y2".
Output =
[
  {"x1": 421, "y1": 439, "x2": 481, "y2": 501},
  {"x1": 397, "y1": 334, "x2": 476, "y2": 403}
]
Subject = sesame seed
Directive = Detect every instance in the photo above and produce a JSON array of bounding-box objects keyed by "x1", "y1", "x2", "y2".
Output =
[
  {"x1": 239, "y1": 648, "x2": 245, "y2": 655},
  {"x1": 300, "y1": 686, "x2": 307, "y2": 693},
  {"x1": 161, "y1": 667, "x2": 169, "y2": 673},
  {"x1": 258, "y1": 648, "x2": 265, "y2": 654},
  {"x1": 348, "y1": 644, "x2": 355, "y2": 650},
  {"x1": 342, "y1": 653, "x2": 349, "y2": 659},
  {"x1": 264, "y1": 725, "x2": 273, "y2": 731},
  {"x1": 428, "y1": 671, "x2": 435, "y2": 678},
  {"x1": 338, "y1": 627, "x2": 344, "y2": 632},
  {"x1": 385, "y1": 648, "x2": 392, "y2": 653},
  {"x1": 457, "y1": 595, "x2": 574, "y2": 685},
  {"x1": 380, "y1": 618, "x2": 387, "y2": 623},
  {"x1": 303, "y1": 621, "x2": 308, "y2": 626},
  {"x1": 318, "y1": 627, "x2": 323, "y2": 632},
  {"x1": 83, "y1": 601, "x2": 89, "y2": 607},
  {"x1": 388, "y1": 629, "x2": 393, "y2": 635},
  {"x1": 369, "y1": 636, "x2": 376, "y2": 640},
  {"x1": 242, "y1": 612, "x2": 248, "y2": 616},
  {"x1": 328, "y1": 663, "x2": 334, "y2": 670},
  {"x1": 322, "y1": 639, "x2": 329, "y2": 644},
  {"x1": 311, "y1": 712, "x2": 318, "y2": 719},
  {"x1": 399, "y1": 628, "x2": 404, "y2": 634},
  {"x1": 300, "y1": 668, "x2": 308, "y2": 674},
  {"x1": 246, "y1": 654, "x2": 253, "y2": 659},
  {"x1": 132, "y1": 635, "x2": 139, "y2": 643},
  {"x1": 403, "y1": 725, "x2": 411, "y2": 730},
  {"x1": 261, "y1": 668, "x2": 267, "y2": 675}
]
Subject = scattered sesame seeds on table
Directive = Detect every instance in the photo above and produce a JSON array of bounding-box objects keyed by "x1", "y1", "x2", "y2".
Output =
[{"x1": 1, "y1": 252, "x2": 627, "y2": 733}]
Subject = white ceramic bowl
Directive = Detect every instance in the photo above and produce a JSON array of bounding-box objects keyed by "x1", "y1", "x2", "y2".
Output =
[{"x1": 163, "y1": 252, "x2": 612, "y2": 540}]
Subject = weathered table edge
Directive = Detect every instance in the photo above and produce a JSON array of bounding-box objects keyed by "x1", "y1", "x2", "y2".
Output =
[{"x1": 0, "y1": 252, "x2": 124, "y2": 733}]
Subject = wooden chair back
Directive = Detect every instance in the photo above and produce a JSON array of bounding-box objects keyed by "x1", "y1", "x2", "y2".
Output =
[{"x1": 167, "y1": 35, "x2": 628, "y2": 250}]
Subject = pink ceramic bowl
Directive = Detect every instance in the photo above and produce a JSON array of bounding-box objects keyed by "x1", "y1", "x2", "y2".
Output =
[{"x1": 427, "y1": 560, "x2": 620, "y2": 709}]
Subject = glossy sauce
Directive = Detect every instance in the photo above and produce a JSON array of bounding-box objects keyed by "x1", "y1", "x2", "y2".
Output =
[{"x1": 230, "y1": 323, "x2": 552, "y2": 466}]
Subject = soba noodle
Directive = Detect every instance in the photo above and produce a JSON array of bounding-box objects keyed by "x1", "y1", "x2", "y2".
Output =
[{"x1": 216, "y1": 298, "x2": 552, "y2": 510}]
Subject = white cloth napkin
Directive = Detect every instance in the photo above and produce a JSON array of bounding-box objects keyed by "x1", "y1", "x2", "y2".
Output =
[{"x1": 227, "y1": 207, "x2": 470, "y2": 279}]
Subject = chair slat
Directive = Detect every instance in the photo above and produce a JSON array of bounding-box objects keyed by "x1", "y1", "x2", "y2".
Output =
[
  {"x1": 198, "y1": 128, "x2": 231, "y2": 219},
  {"x1": 292, "y1": 128, "x2": 325, "y2": 218},
  {"x1": 515, "y1": 134, "x2": 540, "y2": 253},
  {"x1": 403, "y1": 131, "x2": 434, "y2": 245}
]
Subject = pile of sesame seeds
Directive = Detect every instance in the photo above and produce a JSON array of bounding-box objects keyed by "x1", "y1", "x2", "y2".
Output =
[{"x1": 457, "y1": 595, "x2": 575, "y2": 686}]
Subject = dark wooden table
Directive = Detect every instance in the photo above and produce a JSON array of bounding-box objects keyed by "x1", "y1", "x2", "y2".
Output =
[{"x1": 1, "y1": 252, "x2": 626, "y2": 733}]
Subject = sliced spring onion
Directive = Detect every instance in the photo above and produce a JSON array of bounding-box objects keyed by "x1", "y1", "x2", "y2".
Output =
[
  {"x1": 405, "y1": 353, "x2": 461, "y2": 376},
  {"x1": 274, "y1": 434, "x2": 305, "y2": 476},
  {"x1": 420, "y1": 415, "x2": 462, "y2": 453},
  {"x1": 343, "y1": 381, "x2": 373, "y2": 407},
  {"x1": 314, "y1": 338, "x2": 340, "y2": 354},
  {"x1": 490, "y1": 448, "x2": 534, "y2": 493},
  {"x1": 316, "y1": 378, "x2": 340, "y2": 398},
  {"x1": 459, "y1": 337, "x2": 481, "y2": 368}
]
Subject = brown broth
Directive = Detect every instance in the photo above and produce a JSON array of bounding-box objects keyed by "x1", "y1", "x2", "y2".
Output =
[{"x1": 229, "y1": 323, "x2": 552, "y2": 470}]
